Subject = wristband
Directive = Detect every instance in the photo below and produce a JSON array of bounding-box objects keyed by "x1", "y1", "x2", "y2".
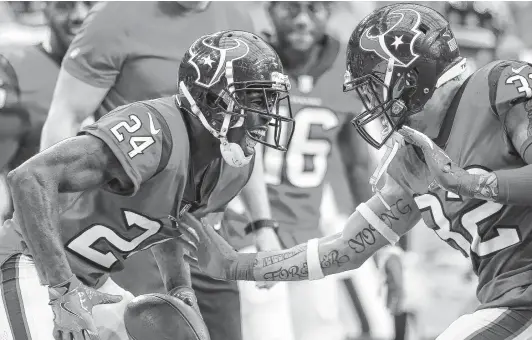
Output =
[
  {"x1": 48, "y1": 275, "x2": 79, "y2": 300},
  {"x1": 356, "y1": 203, "x2": 400, "y2": 245},
  {"x1": 307, "y1": 238, "x2": 324, "y2": 280},
  {"x1": 244, "y1": 219, "x2": 279, "y2": 235}
]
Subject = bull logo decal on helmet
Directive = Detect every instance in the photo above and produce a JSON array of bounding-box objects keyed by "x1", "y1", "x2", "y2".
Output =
[
  {"x1": 359, "y1": 8, "x2": 422, "y2": 68},
  {"x1": 188, "y1": 33, "x2": 250, "y2": 88}
]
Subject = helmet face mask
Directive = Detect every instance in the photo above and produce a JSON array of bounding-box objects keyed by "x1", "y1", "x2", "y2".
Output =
[
  {"x1": 344, "y1": 72, "x2": 408, "y2": 149},
  {"x1": 177, "y1": 30, "x2": 295, "y2": 166},
  {"x1": 231, "y1": 77, "x2": 294, "y2": 151}
]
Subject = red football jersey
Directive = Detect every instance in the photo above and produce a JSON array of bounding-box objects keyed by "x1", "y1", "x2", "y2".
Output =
[
  {"x1": 61, "y1": 1, "x2": 254, "y2": 294},
  {"x1": 62, "y1": 2, "x2": 254, "y2": 119},
  {"x1": 388, "y1": 60, "x2": 532, "y2": 309},
  {"x1": 0, "y1": 96, "x2": 254, "y2": 287}
]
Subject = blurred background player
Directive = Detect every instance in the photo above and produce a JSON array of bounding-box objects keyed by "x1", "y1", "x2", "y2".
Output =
[
  {"x1": 219, "y1": 2, "x2": 404, "y2": 340},
  {"x1": 38, "y1": 2, "x2": 283, "y2": 340},
  {"x1": 0, "y1": 1, "x2": 94, "y2": 223}
]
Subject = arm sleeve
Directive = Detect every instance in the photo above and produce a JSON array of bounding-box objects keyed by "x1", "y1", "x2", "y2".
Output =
[
  {"x1": 62, "y1": 2, "x2": 129, "y2": 88},
  {"x1": 79, "y1": 102, "x2": 172, "y2": 195}
]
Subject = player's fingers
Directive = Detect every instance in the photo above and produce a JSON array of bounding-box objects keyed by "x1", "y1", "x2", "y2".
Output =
[
  {"x1": 60, "y1": 330, "x2": 71, "y2": 340},
  {"x1": 177, "y1": 235, "x2": 198, "y2": 253},
  {"x1": 72, "y1": 331, "x2": 84, "y2": 340},
  {"x1": 397, "y1": 127, "x2": 419, "y2": 145},
  {"x1": 178, "y1": 224, "x2": 200, "y2": 244},
  {"x1": 53, "y1": 329, "x2": 63, "y2": 340},
  {"x1": 92, "y1": 291, "x2": 122, "y2": 305},
  {"x1": 399, "y1": 126, "x2": 435, "y2": 150},
  {"x1": 83, "y1": 329, "x2": 101, "y2": 340},
  {"x1": 184, "y1": 253, "x2": 199, "y2": 268},
  {"x1": 180, "y1": 212, "x2": 204, "y2": 230}
]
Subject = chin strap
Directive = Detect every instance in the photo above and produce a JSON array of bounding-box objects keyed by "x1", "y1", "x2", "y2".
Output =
[
  {"x1": 179, "y1": 81, "x2": 252, "y2": 168},
  {"x1": 370, "y1": 132, "x2": 405, "y2": 209}
]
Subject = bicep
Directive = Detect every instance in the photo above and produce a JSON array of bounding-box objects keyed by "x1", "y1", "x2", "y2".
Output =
[{"x1": 16, "y1": 134, "x2": 131, "y2": 193}]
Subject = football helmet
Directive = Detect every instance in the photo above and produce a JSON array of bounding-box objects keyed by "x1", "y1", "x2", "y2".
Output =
[
  {"x1": 343, "y1": 3, "x2": 467, "y2": 149},
  {"x1": 177, "y1": 30, "x2": 294, "y2": 167}
]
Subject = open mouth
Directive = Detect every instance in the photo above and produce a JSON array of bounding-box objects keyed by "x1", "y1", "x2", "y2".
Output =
[
  {"x1": 248, "y1": 127, "x2": 266, "y2": 141},
  {"x1": 244, "y1": 128, "x2": 267, "y2": 155}
]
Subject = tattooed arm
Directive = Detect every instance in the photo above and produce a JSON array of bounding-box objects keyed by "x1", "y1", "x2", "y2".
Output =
[{"x1": 178, "y1": 175, "x2": 421, "y2": 282}]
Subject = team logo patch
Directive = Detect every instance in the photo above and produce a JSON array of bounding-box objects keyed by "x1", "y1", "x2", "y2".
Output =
[
  {"x1": 188, "y1": 33, "x2": 250, "y2": 88},
  {"x1": 359, "y1": 8, "x2": 422, "y2": 68}
]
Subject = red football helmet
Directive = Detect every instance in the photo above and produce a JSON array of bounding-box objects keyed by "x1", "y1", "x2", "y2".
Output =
[{"x1": 343, "y1": 3, "x2": 467, "y2": 149}]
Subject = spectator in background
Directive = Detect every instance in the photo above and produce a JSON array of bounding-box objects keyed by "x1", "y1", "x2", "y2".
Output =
[
  {"x1": 39, "y1": 2, "x2": 283, "y2": 340},
  {"x1": 0, "y1": 1, "x2": 94, "y2": 222}
]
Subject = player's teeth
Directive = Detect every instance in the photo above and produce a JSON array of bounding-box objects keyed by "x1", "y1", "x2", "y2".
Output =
[{"x1": 250, "y1": 129, "x2": 265, "y2": 139}]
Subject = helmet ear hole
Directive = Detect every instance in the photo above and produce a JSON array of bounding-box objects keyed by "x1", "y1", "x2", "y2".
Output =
[{"x1": 401, "y1": 70, "x2": 418, "y2": 100}]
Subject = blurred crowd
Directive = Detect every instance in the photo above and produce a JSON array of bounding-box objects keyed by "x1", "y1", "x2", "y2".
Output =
[
  {"x1": 1, "y1": 1, "x2": 530, "y2": 64},
  {"x1": 0, "y1": 2, "x2": 529, "y2": 340}
]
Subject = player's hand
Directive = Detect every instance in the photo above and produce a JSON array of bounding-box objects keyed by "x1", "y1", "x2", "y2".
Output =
[
  {"x1": 398, "y1": 125, "x2": 467, "y2": 194},
  {"x1": 48, "y1": 275, "x2": 122, "y2": 340},
  {"x1": 383, "y1": 254, "x2": 404, "y2": 315},
  {"x1": 177, "y1": 212, "x2": 237, "y2": 280},
  {"x1": 254, "y1": 227, "x2": 282, "y2": 289}
]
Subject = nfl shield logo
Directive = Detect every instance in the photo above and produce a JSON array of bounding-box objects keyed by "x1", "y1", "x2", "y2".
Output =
[{"x1": 298, "y1": 75, "x2": 314, "y2": 94}]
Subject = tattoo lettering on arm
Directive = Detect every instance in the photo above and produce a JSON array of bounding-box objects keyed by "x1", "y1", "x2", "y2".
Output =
[
  {"x1": 263, "y1": 262, "x2": 309, "y2": 281},
  {"x1": 261, "y1": 244, "x2": 306, "y2": 267},
  {"x1": 236, "y1": 197, "x2": 416, "y2": 282},
  {"x1": 320, "y1": 250, "x2": 350, "y2": 268},
  {"x1": 348, "y1": 225, "x2": 378, "y2": 253}
]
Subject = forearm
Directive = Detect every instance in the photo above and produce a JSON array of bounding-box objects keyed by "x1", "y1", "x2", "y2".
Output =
[
  {"x1": 151, "y1": 239, "x2": 192, "y2": 291},
  {"x1": 229, "y1": 215, "x2": 389, "y2": 282},
  {"x1": 7, "y1": 168, "x2": 72, "y2": 285},
  {"x1": 445, "y1": 164, "x2": 532, "y2": 205},
  {"x1": 227, "y1": 184, "x2": 418, "y2": 282},
  {"x1": 492, "y1": 165, "x2": 532, "y2": 205},
  {"x1": 40, "y1": 113, "x2": 81, "y2": 151}
]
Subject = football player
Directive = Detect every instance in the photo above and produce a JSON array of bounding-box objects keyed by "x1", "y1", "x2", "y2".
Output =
[
  {"x1": 0, "y1": 1, "x2": 94, "y2": 221},
  {"x1": 39, "y1": 3, "x2": 283, "y2": 340},
  {"x1": 177, "y1": 4, "x2": 532, "y2": 339},
  {"x1": 219, "y1": 2, "x2": 401, "y2": 340},
  {"x1": 0, "y1": 31, "x2": 293, "y2": 340}
]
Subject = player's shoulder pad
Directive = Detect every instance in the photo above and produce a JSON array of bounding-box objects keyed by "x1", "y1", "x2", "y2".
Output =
[
  {"x1": 83, "y1": 101, "x2": 173, "y2": 171},
  {"x1": 489, "y1": 60, "x2": 532, "y2": 115}
]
